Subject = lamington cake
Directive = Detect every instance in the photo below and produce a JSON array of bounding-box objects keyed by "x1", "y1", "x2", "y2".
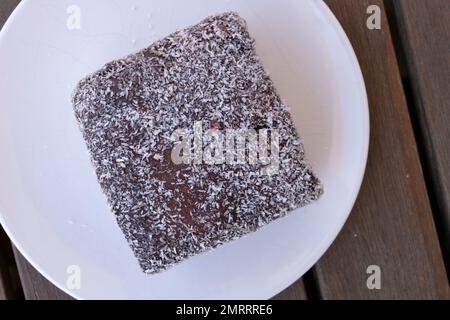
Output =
[{"x1": 72, "y1": 12, "x2": 323, "y2": 274}]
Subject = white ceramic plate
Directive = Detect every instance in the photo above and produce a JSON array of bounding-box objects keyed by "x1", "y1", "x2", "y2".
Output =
[{"x1": 0, "y1": 0, "x2": 368, "y2": 299}]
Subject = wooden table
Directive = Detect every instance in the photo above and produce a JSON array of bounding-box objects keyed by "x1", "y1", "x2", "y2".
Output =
[{"x1": 0, "y1": 0, "x2": 449, "y2": 300}]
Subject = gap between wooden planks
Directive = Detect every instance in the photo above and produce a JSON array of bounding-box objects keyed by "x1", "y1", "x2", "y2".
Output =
[
  {"x1": 389, "y1": 0, "x2": 450, "y2": 275},
  {"x1": 311, "y1": 0, "x2": 449, "y2": 299}
]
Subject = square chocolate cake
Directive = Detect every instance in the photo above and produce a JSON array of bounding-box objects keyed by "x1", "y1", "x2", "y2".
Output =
[{"x1": 72, "y1": 12, "x2": 323, "y2": 273}]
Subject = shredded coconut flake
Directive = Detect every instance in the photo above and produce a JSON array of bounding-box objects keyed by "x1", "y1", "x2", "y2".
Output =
[{"x1": 72, "y1": 12, "x2": 323, "y2": 274}]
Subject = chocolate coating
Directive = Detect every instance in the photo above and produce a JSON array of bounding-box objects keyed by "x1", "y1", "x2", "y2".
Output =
[{"x1": 72, "y1": 12, "x2": 323, "y2": 273}]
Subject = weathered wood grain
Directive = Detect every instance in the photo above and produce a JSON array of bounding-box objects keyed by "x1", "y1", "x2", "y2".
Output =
[
  {"x1": 0, "y1": 227, "x2": 22, "y2": 299},
  {"x1": 273, "y1": 278, "x2": 309, "y2": 300},
  {"x1": 312, "y1": 0, "x2": 449, "y2": 299},
  {"x1": 0, "y1": 0, "x2": 20, "y2": 29},
  {"x1": 13, "y1": 248, "x2": 72, "y2": 300},
  {"x1": 390, "y1": 0, "x2": 450, "y2": 273}
]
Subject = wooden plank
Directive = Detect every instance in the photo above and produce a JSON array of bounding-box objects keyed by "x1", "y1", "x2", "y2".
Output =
[
  {"x1": 312, "y1": 0, "x2": 450, "y2": 299},
  {"x1": 390, "y1": 0, "x2": 450, "y2": 272},
  {"x1": 0, "y1": 227, "x2": 22, "y2": 299},
  {"x1": 0, "y1": 0, "x2": 20, "y2": 29},
  {"x1": 13, "y1": 248, "x2": 73, "y2": 300},
  {"x1": 273, "y1": 278, "x2": 309, "y2": 300}
]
